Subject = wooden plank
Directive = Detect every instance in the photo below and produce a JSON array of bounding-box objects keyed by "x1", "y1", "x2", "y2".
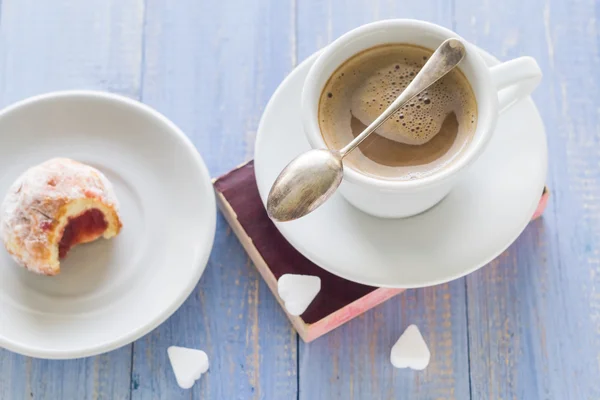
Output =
[
  {"x1": 297, "y1": 282, "x2": 469, "y2": 399},
  {"x1": 0, "y1": 0, "x2": 144, "y2": 105},
  {"x1": 0, "y1": 0, "x2": 144, "y2": 399},
  {"x1": 0, "y1": 347, "x2": 133, "y2": 400},
  {"x1": 296, "y1": 2, "x2": 470, "y2": 399},
  {"x1": 296, "y1": 0, "x2": 455, "y2": 62},
  {"x1": 455, "y1": 0, "x2": 600, "y2": 398},
  {"x1": 130, "y1": 1, "x2": 298, "y2": 399}
]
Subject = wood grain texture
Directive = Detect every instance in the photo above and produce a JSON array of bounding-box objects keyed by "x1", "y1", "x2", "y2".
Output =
[
  {"x1": 296, "y1": 2, "x2": 470, "y2": 399},
  {"x1": 298, "y1": 282, "x2": 469, "y2": 400},
  {"x1": 129, "y1": 1, "x2": 298, "y2": 399},
  {"x1": 455, "y1": 0, "x2": 600, "y2": 398},
  {"x1": 0, "y1": 347, "x2": 133, "y2": 400},
  {"x1": 0, "y1": 0, "x2": 143, "y2": 399}
]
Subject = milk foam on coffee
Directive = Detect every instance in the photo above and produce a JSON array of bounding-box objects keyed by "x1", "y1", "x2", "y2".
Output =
[{"x1": 319, "y1": 44, "x2": 478, "y2": 180}]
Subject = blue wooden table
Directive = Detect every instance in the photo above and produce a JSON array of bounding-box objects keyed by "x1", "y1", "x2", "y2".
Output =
[{"x1": 0, "y1": 1, "x2": 599, "y2": 399}]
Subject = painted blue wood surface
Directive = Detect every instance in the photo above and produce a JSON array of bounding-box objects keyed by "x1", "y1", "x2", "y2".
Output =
[
  {"x1": 0, "y1": 0, "x2": 598, "y2": 399},
  {"x1": 455, "y1": 0, "x2": 600, "y2": 398},
  {"x1": 131, "y1": 3, "x2": 298, "y2": 399}
]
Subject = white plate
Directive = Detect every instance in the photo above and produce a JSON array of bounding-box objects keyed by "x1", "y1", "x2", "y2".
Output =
[
  {"x1": 255, "y1": 49, "x2": 547, "y2": 288},
  {"x1": 0, "y1": 91, "x2": 216, "y2": 359}
]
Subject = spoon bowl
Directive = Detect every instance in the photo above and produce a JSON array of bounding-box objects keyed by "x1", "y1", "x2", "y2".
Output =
[{"x1": 267, "y1": 149, "x2": 343, "y2": 222}]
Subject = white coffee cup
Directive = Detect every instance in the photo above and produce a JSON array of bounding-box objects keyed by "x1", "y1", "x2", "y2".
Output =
[{"x1": 301, "y1": 19, "x2": 542, "y2": 218}]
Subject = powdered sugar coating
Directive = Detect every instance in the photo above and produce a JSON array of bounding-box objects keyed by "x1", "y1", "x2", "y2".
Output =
[{"x1": 0, "y1": 158, "x2": 121, "y2": 275}]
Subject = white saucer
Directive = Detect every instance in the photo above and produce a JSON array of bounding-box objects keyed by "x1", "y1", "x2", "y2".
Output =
[
  {"x1": 0, "y1": 91, "x2": 216, "y2": 359},
  {"x1": 255, "y1": 49, "x2": 547, "y2": 288}
]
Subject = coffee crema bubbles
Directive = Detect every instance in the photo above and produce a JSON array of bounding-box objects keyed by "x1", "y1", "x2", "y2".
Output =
[{"x1": 319, "y1": 44, "x2": 478, "y2": 180}]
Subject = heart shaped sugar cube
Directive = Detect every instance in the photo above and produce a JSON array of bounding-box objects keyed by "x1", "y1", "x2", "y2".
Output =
[
  {"x1": 390, "y1": 325, "x2": 430, "y2": 370},
  {"x1": 277, "y1": 274, "x2": 321, "y2": 316},
  {"x1": 168, "y1": 346, "x2": 209, "y2": 389}
]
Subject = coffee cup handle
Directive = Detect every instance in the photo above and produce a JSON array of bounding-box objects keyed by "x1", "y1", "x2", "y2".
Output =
[{"x1": 488, "y1": 56, "x2": 542, "y2": 114}]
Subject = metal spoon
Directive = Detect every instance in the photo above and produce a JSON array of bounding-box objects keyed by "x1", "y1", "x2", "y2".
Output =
[{"x1": 267, "y1": 38, "x2": 467, "y2": 222}]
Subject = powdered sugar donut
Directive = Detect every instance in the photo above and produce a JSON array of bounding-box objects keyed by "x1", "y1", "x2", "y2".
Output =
[{"x1": 0, "y1": 158, "x2": 123, "y2": 275}]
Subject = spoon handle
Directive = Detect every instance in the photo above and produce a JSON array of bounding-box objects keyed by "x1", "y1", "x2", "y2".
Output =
[{"x1": 338, "y1": 38, "x2": 467, "y2": 158}]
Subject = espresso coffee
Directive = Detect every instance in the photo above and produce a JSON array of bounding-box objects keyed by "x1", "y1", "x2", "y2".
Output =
[{"x1": 318, "y1": 44, "x2": 478, "y2": 180}]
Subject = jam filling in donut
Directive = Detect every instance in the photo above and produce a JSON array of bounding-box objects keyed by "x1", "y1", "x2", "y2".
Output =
[{"x1": 58, "y1": 209, "x2": 108, "y2": 258}]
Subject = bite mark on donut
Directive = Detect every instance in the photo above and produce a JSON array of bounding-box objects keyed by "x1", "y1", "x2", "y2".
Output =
[{"x1": 58, "y1": 209, "x2": 108, "y2": 258}]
